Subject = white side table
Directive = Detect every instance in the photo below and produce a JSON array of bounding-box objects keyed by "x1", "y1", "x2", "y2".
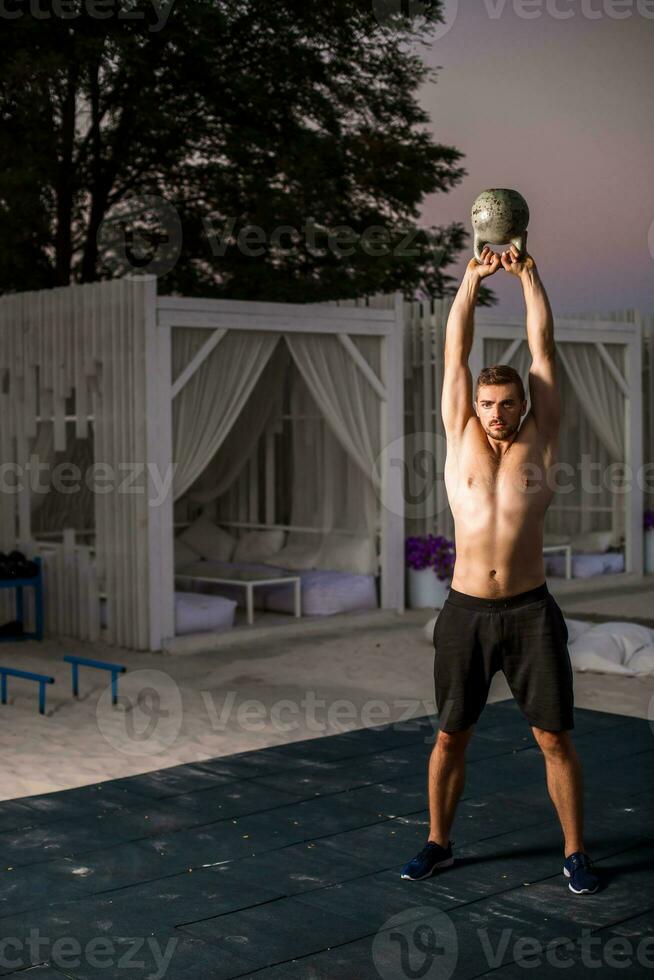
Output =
[
  {"x1": 175, "y1": 571, "x2": 302, "y2": 625},
  {"x1": 542, "y1": 544, "x2": 572, "y2": 580}
]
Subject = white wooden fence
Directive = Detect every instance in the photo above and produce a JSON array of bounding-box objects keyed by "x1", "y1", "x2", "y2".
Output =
[{"x1": 0, "y1": 278, "x2": 158, "y2": 650}]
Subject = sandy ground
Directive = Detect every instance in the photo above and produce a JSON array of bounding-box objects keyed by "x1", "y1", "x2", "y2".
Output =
[{"x1": 2, "y1": 611, "x2": 654, "y2": 802}]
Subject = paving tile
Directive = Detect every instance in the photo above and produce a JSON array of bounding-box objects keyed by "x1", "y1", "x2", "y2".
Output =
[{"x1": 178, "y1": 896, "x2": 371, "y2": 972}]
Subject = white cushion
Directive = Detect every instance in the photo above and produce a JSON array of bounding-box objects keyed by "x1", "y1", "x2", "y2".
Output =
[
  {"x1": 265, "y1": 568, "x2": 378, "y2": 616},
  {"x1": 178, "y1": 514, "x2": 235, "y2": 562},
  {"x1": 570, "y1": 530, "x2": 614, "y2": 554},
  {"x1": 568, "y1": 620, "x2": 654, "y2": 674},
  {"x1": 588, "y1": 621, "x2": 654, "y2": 659},
  {"x1": 564, "y1": 618, "x2": 595, "y2": 644},
  {"x1": 569, "y1": 630, "x2": 628, "y2": 667},
  {"x1": 317, "y1": 533, "x2": 379, "y2": 576},
  {"x1": 543, "y1": 533, "x2": 571, "y2": 546},
  {"x1": 568, "y1": 646, "x2": 634, "y2": 675},
  {"x1": 233, "y1": 529, "x2": 286, "y2": 563},
  {"x1": 269, "y1": 537, "x2": 323, "y2": 571},
  {"x1": 174, "y1": 591, "x2": 237, "y2": 635},
  {"x1": 625, "y1": 645, "x2": 654, "y2": 675},
  {"x1": 174, "y1": 536, "x2": 199, "y2": 572}
]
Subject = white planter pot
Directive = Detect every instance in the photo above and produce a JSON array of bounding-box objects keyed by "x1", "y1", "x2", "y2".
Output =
[
  {"x1": 646, "y1": 529, "x2": 654, "y2": 574},
  {"x1": 407, "y1": 567, "x2": 450, "y2": 609}
]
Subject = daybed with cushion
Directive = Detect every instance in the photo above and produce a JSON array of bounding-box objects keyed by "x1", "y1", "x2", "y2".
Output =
[
  {"x1": 543, "y1": 530, "x2": 624, "y2": 579},
  {"x1": 173, "y1": 516, "x2": 380, "y2": 620}
]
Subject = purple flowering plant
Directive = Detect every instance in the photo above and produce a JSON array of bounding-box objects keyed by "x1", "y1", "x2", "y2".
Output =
[
  {"x1": 645, "y1": 509, "x2": 654, "y2": 531},
  {"x1": 406, "y1": 534, "x2": 455, "y2": 581}
]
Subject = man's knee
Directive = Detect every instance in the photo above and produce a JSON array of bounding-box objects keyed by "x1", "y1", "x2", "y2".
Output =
[
  {"x1": 531, "y1": 726, "x2": 573, "y2": 757},
  {"x1": 435, "y1": 725, "x2": 475, "y2": 755}
]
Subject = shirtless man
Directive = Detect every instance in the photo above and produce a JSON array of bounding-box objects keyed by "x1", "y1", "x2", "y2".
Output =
[{"x1": 401, "y1": 245, "x2": 599, "y2": 894}]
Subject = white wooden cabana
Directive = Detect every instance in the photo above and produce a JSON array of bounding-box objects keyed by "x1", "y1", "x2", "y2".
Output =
[
  {"x1": 402, "y1": 300, "x2": 646, "y2": 576},
  {"x1": 0, "y1": 278, "x2": 405, "y2": 651}
]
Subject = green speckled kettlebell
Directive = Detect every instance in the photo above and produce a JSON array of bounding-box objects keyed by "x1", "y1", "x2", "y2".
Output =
[{"x1": 471, "y1": 189, "x2": 529, "y2": 263}]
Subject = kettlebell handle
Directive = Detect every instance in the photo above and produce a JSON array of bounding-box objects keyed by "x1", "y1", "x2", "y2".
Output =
[{"x1": 474, "y1": 232, "x2": 528, "y2": 265}]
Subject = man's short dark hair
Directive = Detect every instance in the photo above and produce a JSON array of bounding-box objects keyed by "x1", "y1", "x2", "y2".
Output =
[{"x1": 476, "y1": 364, "x2": 525, "y2": 402}]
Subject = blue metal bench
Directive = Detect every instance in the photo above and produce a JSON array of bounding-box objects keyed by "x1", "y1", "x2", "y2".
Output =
[
  {"x1": 0, "y1": 666, "x2": 54, "y2": 714},
  {"x1": 0, "y1": 556, "x2": 44, "y2": 642},
  {"x1": 63, "y1": 655, "x2": 126, "y2": 705}
]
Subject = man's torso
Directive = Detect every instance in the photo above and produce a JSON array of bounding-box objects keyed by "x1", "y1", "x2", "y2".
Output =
[{"x1": 445, "y1": 411, "x2": 557, "y2": 598}]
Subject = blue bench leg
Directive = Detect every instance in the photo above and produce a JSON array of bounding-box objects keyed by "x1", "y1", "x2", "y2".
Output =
[
  {"x1": 111, "y1": 671, "x2": 119, "y2": 705},
  {"x1": 71, "y1": 663, "x2": 79, "y2": 698},
  {"x1": 1, "y1": 675, "x2": 6, "y2": 705},
  {"x1": 39, "y1": 681, "x2": 46, "y2": 715},
  {"x1": 35, "y1": 576, "x2": 44, "y2": 641}
]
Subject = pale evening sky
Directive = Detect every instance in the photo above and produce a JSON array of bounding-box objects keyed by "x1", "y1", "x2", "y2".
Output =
[{"x1": 414, "y1": 1, "x2": 654, "y2": 316}]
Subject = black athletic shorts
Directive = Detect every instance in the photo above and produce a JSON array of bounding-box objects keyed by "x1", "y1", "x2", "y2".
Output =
[{"x1": 433, "y1": 581, "x2": 574, "y2": 733}]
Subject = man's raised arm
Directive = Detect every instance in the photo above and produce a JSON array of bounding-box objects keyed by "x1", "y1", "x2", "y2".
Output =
[
  {"x1": 442, "y1": 246, "x2": 501, "y2": 437},
  {"x1": 501, "y1": 245, "x2": 560, "y2": 441}
]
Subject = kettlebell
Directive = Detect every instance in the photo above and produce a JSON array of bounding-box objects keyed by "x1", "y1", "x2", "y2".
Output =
[{"x1": 471, "y1": 188, "x2": 529, "y2": 264}]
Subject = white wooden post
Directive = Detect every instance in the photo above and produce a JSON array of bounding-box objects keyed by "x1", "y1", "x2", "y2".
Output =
[
  {"x1": 379, "y1": 292, "x2": 405, "y2": 612},
  {"x1": 626, "y1": 323, "x2": 644, "y2": 575},
  {"x1": 143, "y1": 276, "x2": 175, "y2": 648}
]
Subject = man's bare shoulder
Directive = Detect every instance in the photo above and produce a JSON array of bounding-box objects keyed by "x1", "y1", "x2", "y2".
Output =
[{"x1": 444, "y1": 411, "x2": 557, "y2": 455}]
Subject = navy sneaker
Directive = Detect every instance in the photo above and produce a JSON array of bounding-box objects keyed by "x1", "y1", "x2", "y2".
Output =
[
  {"x1": 400, "y1": 839, "x2": 454, "y2": 880},
  {"x1": 563, "y1": 851, "x2": 599, "y2": 894}
]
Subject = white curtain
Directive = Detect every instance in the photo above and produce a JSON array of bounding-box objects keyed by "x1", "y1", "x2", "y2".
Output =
[
  {"x1": 284, "y1": 333, "x2": 382, "y2": 490},
  {"x1": 285, "y1": 333, "x2": 381, "y2": 546},
  {"x1": 186, "y1": 340, "x2": 289, "y2": 505},
  {"x1": 175, "y1": 329, "x2": 383, "y2": 568},
  {"x1": 556, "y1": 343, "x2": 624, "y2": 462},
  {"x1": 287, "y1": 363, "x2": 377, "y2": 539},
  {"x1": 172, "y1": 328, "x2": 280, "y2": 501},
  {"x1": 556, "y1": 341, "x2": 626, "y2": 543}
]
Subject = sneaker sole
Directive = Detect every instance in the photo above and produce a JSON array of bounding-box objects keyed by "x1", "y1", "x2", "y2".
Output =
[
  {"x1": 401, "y1": 856, "x2": 454, "y2": 880},
  {"x1": 563, "y1": 865, "x2": 599, "y2": 894}
]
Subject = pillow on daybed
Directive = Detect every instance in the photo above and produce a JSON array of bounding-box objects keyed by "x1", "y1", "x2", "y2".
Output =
[
  {"x1": 543, "y1": 533, "x2": 571, "y2": 546},
  {"x1": 267, "y1": 535, "x2": 323, "y2": 571},
  {"x1": 570, "y1": 530, "x2": 614, "y2": 554},
  {"x1": 233, "y1": 529, "x2": 286, "y2": 563},
  {"x1": 174, "y1": 536, "x2": 199, "y2": 572},
  {"x1": 178, "y1": 514, "x2": 236, "y2": 562},
  {"x1": 317, "y1": 533, "x2": 378, "y2": 576}
]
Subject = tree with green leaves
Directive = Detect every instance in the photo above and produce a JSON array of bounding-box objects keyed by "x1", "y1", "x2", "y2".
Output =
[{"x1": 0, "y1": 0, "x2": 495, "y2": 304}]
